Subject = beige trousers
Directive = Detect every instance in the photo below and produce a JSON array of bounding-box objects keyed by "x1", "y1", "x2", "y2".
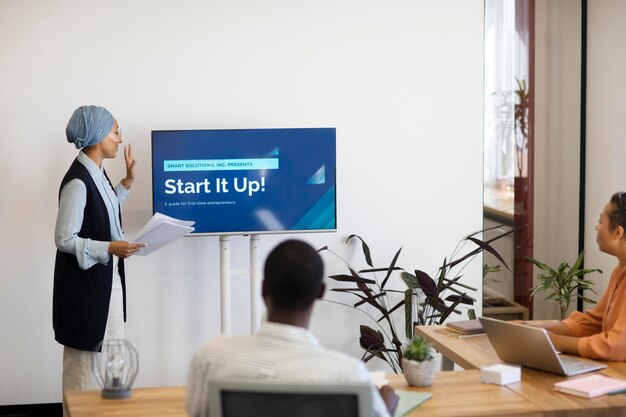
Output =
[{"x1": 62, "y1": 258, "x2": 124, "y2": 416}]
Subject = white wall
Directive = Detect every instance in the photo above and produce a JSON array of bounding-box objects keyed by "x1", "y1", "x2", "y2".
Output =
[
  {"x1": 533, "y1": 0, "x2": 626, "y2": 317},
  {"x1": 584, "y1": 0, "x2": 626, "y2": 298},
  {"x1": 0, "y1": 0, "x2": 485, "y2": 405},
  {"x1": 533, "y1": 0, "x2": 582, "y2": 319}
]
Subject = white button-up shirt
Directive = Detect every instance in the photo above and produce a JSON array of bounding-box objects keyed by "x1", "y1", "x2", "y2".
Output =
[{"x1": 187, "y1": 322, "x2": 391, "y2": 417}]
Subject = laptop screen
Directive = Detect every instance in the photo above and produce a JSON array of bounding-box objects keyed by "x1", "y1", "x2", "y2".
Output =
[{"x1": 221, "y1": 391, "x2": 359, "y2": 417}]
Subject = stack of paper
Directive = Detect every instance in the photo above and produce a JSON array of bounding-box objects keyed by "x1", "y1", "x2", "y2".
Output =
[
  {"x1": 133, "y1": 212, "x2": 195, "y2": 256},
  {"x1": 435, "y1": 319, "x2": 486, "y2": 339},
  {"x1": 554, "y1": 374, "x2": 626, "y2": 398}
]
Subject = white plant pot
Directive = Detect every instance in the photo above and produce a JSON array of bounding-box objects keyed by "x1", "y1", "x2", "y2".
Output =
[{"x1": 402, "y1": 357, "x2": 436, "y2": 387}]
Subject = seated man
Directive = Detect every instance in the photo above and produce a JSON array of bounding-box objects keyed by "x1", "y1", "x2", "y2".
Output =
[{"x1": 186, "y1": 239, "x2": 398, "y2": 417}]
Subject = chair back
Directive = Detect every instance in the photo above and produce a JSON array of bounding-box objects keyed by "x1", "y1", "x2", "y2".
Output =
[{"x1": 207, "y1": 379, "x2": 374, "y2": 417}]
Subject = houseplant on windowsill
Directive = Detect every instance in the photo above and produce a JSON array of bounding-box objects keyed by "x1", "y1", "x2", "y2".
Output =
[
  {"x1": 528, "y1": 250, "x2": 601, "y2": 320},
  {"x1": 401, "y1": 336, "x2": 436, "y2": 387}
]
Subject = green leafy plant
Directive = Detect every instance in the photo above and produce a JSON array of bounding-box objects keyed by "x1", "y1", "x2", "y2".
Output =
[
  {"x1": 528, "y1": 250, "x2": 601, "y2": 320},
  {"x1": 514, "y1": 77, "x2": 529, "y2": 177},
  {"x1": 483, "y1": 263, "x2": 502, "y2": 286},
  {"x1": 402, "y1": 336, "x2": 433, "y2": 362},
  {"x1": 318, "y1": 227, "x2": 512, "y2": 373}
]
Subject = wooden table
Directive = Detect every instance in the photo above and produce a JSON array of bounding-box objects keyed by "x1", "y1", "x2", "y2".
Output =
[
  {"x1": 387, "y1": 372, "x2": 541, "y2": 416},
  {"x1": 64, "y1": 386, "x2": 187, "y2": 417},
  {"x1": 66, "y1": 371, "x2": 626, "y2": 417},
  {"x1": 66, "y1": 375, "x2": 541, "y2": 417},
  {"x1": 65, "y1": 327, "x2": 626, "y2": 417},
  {"x1": 414, "y1": 325, "x2": 499, "y2": 370},
  {"x1": 64, "y1": 375, "x2": 626, "y2": 417},
  {"x1": 413, "y1": 324, "x2": 626, "y2": 416}
]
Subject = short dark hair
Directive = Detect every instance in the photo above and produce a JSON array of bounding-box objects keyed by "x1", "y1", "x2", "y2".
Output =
[
  {"x1": 609, "y1": 192, "x2": 626, "y2": 231},
  {"x1": 263, "y1": 239, "x2": 324, "y2": 311}
]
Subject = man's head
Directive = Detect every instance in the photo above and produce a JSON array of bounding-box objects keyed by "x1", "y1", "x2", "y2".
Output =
[{"x1": 262, "y1": 239, "x2": 325, "y2": 313}]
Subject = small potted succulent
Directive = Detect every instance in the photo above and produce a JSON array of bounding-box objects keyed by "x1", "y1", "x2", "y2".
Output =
[{"x1": 401, "y1": 336, "x2": 436, "y2": 387}]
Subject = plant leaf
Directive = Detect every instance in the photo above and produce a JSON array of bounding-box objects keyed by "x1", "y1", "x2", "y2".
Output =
[
  {"x1": 346, "y1": 234, "x2": 373, "y2": 267},
  {"x1": 441, "y1": 276, "x2": 477, "y2": 292},
  {"x1": 359, "y1": 325, "x2": 386, "y2": 351},
  {"x1": 355, "y1": 292, "x2": 386, "y2": 308},
  {"x1": 400, "y1": 271, "x2": 419, "y2": 288},
  {"x1": 386, "y1": 298, "x2": 406, "y2": 317},
  {"x1": 466, "y1": 236, "x2": 511, "y2": 271},
  {"x1": 404, "y1": 289, "x2": 414, "y2": 339},
  {"x1": 359, "y1": 267, "x2": 403, "y2": 274},
  {"x1": 361, "y1": 346, "x2": 387, "y2": 364},
  {"x1": 444, "y1": 294, "x2": 475, "y2": 306},
  {"x1": 438, "y1": 294, "x2": 465, "y2": 322},
  {"x1": 414, "y1": 270, "x2": 437, "y2": 298},
  {"x1": 381, "y1": 247, "x2": 402, "y2": 290},
  {"x1": 328, "y1": 274, "x2": 376, "y2": 285}
]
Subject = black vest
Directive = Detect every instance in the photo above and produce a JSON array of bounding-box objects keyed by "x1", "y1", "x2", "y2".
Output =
[{"x1": 52, "y1": 159, "x2": 126, "y2": 351}]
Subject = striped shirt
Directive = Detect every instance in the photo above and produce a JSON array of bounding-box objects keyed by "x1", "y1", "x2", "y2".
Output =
[{"x1": 186, "y1": 322, "x2": 391, "y2": 417}]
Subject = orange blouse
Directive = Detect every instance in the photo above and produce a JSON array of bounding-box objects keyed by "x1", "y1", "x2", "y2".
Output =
[{"x1": 563, "y1": 265, "x2": 626, "y2": 361}]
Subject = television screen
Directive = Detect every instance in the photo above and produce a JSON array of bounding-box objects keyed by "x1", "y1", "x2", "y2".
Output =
[{"x1": 151, "y1": 128, "x2": 336, "y2": 235}]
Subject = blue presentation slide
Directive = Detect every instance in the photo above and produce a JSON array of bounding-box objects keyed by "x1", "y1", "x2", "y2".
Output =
[{"x1": 151, "y1": 128, "x2": 336, "y2": 235}]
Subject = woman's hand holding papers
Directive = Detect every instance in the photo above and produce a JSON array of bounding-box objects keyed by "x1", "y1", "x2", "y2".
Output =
[{"x1": 109, "y1": 241, "x2": 146, "y2": 258}]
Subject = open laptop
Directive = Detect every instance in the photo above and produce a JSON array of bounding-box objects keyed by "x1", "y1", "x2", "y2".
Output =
[{"x1": 479, "y1": 317, "x2": 607, "y2": 376}]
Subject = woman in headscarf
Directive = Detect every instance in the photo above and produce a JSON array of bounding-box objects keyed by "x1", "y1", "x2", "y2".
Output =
[{"x1": 53, "y1": 105, "x2": 145, "y2": 399}]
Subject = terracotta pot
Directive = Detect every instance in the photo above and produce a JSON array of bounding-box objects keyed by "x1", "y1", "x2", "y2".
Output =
[{"x1": 401, "y1": 357, "x2": 436, "y2": 387}]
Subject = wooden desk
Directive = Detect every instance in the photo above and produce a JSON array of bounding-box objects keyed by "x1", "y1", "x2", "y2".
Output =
[
  {"x1": 65, "y1": 328, "x2": 626, "y2": 417},
  {"x1": 387, "y1": 372, "x2": 541, "y2": 417},
  {"x1": 65, "y1": 375, "x2": 540, "y2": 417},
  {"x1": 64, "y1": 386, "x2": 187, "y2": 417},
  {"x1": 415, "y1": 325, "x2": 499, "y2": 370},
  {"x1": 65, "y1": 372, "x2": 626, "y2": 417},
  {"x1": 414, "y1": 324, "x2": 626, "y2": 416}
]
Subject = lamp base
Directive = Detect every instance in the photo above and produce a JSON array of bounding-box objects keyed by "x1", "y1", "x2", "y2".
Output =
[{"x1": 101, "y1": 388, "x2": 132, "y2": 399}]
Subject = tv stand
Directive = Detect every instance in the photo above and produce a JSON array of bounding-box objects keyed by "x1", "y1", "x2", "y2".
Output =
[{"x1": 219, "y1": 235, "x2": 261, "y2": 334}]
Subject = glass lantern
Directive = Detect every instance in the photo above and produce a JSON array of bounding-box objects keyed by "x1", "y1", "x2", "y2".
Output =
[{"x1": 92, "y1": 339, "x2": 139, "y2": 399}]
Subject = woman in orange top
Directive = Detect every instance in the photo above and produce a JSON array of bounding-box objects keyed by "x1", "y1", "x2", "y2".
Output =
[{"x1": 537, "y1": 192, "x2": 626, "y2": 361}]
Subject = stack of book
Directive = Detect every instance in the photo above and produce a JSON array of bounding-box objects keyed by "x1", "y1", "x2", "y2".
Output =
[{"x1": 434, "y1": 319, "x2": 486, "y2": 339}]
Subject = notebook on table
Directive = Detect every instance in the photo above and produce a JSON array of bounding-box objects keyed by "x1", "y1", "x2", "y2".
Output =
[
  {"x1": 437, "y1": 319, "x2": 486, "y2": 338},
  {"x1": 479, "y1": 317, "x2": 607, "y2": 376},
  {"x1": 554, "y1": 374, "x2": 626, "y2": 398},
  {"x1": 446, "y1": 319, "x2": 484, "y2": 334}
]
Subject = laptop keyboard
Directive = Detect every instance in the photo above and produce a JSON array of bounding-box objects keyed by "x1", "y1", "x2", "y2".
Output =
[{"x1": 560, "y1": 355, "x2": 601, "y2": 374}]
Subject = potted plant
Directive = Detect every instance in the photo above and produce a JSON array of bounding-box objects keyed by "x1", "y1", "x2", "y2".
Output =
[
  {"x1": 401, "y1": 336, "x2": 436, "y2": 387},
  {"x1": 318, "y1": 227, "x2": 512, "y2": 373},
  {"x1": 528, "y1": 251, "x2": 601, "y2": 320}
]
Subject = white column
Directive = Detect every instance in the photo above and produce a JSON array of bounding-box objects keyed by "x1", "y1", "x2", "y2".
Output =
[
  {"x1": 219, "y1": 235, "x2": 231, "y2": 334},
  {"x1": 249, "y1": 235, "x2": 261, "y2": 332}
]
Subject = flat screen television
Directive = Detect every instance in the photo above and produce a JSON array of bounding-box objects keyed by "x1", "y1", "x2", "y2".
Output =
[{"x1": 151, "y1": 128, "x2": 336, "y2": 235}]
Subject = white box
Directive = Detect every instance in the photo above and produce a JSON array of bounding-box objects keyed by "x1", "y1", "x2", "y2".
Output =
[{"x1": 480, "y1": 364, "x2": 521, "y2": 385}]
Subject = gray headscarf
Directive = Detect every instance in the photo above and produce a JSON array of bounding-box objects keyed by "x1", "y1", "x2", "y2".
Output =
[{"x1": 66, "y1": 105, "x2": 115, "y2": 149}]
